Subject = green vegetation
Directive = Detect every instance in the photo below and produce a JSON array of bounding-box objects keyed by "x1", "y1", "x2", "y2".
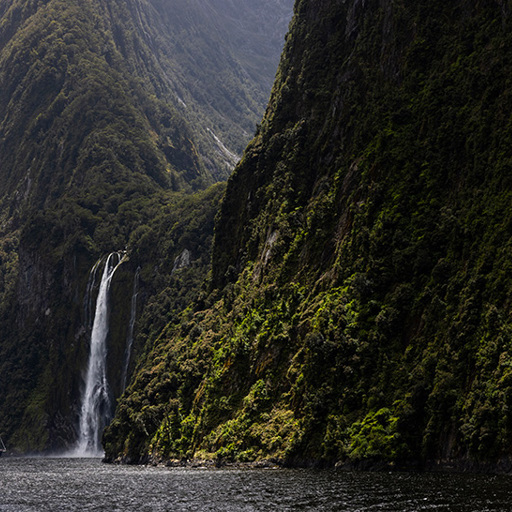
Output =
[
  {"x1": 0, "y1": 0, "x2": 288, "y2": 452},
  {"x1": 105, "y1": 0, "x2": 512, "y2": 469}
]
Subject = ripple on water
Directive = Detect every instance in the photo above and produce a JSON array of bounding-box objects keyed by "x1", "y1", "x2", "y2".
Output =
[{"x1": 1, "y1": 458, "x2": 512, "y2": 511}]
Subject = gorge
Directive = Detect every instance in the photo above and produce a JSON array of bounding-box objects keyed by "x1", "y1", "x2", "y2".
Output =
[
  {"x1": 0, "y1": 0, "x2": 293, "y2": 454},
  {"x1": 2, "y1": 0, "x2": 512, "y2": 473}
]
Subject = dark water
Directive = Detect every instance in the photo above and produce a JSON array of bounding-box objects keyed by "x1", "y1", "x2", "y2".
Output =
[{"x1": 1, "y1": 458, "x2": 512, "y2": 511}]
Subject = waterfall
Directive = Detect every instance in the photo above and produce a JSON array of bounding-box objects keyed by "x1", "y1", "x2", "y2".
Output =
[
  {"x1": 83, "y1": 258, "x2": 102, "y2": 332},
  {"x1": 121, "y1": 266, "x2": 140, "y2": 392},
  {"x1": 74, "y1": 252, "x2": 126, "y2": 456}
]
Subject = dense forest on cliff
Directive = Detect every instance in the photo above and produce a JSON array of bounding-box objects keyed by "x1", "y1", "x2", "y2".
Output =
[
  {"x1": 104, "y1": 0, "x2": 512, "y2": 469},
  {"x1": 0, "y1": 0, "x2": 292, "y2": 452}
]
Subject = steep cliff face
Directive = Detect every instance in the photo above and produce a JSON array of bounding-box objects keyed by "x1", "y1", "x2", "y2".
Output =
[
  {"x1": 106, "y1": 0, "x2": 512, "y2": 468},
  {"x1": 0, "y1": 0, "x2": 290, "y2": 452}
]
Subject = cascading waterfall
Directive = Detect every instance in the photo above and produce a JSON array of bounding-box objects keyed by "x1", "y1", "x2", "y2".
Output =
[
  {"x1": 121, "y1": 266, "x2": 140, "y2": 392},
  {"x1": 83, "y1": 258, "x2": 102, "y2": 332},
  {"x1": 74, "y1": 252, "x2": 126, "y2": 456}
]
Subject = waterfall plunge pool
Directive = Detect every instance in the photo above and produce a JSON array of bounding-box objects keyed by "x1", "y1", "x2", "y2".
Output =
[{"x1": 1, "y1": 457, "x2": 512, "y2": 511}]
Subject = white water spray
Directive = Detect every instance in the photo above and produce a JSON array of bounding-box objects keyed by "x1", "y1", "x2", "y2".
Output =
[{"x1": 73, "y1": 252, "x2": 126, "y2": 456}]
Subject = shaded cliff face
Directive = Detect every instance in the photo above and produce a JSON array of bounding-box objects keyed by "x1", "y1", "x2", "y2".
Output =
[
  {"x1": 106, "y1": 0, "x2": 512, "y2": 468},
  {"x1": 0, "y1": 0, "x2": 290, "y2": 452}
]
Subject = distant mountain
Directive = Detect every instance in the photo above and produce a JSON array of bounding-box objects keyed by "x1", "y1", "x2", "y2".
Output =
[
  {"x1": 0, "y1": 0, "x2": 292, "y2": 453},
  {"x1": 105, "y1": 0, "x2": 512, "y2": 471},
  {"x1": 203, "y1": 0, "x2": 295, "y2": 89},
  {"x1": 0, "y1": 0, "x2": 293, "y2": 211},
  {"x1": 117, "y1": 0, "x2": 294, "y2": 177}
]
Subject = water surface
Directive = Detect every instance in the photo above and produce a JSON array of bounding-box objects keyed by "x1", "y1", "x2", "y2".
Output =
[{"x1": 1, "y1": 457, "x2": 511, "y2": 511}]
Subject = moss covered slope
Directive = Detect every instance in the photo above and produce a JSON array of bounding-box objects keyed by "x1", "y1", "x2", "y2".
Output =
[{"x1": 105, "y1": 0, "x2": 512, "y2": 468}]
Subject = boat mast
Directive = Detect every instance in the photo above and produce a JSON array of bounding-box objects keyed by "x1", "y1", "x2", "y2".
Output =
[{"x1": 0, "y1": 435, "x2": 6, "y2": 452}]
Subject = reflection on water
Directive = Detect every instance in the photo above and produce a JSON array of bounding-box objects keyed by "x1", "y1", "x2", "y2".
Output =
[{"x1": 0, "y1": 457, "x2": 511, "y2": 511}]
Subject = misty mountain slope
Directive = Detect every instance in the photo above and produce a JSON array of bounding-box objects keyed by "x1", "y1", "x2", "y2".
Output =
[
  {"x1": 0, "y1": 0, "x2": 290, "y2": 453},
  {"x1": 203, "y1": 0, "x2": 296, "y2": 89},
  {"x1": 0, "y1": 0, "x2": 294, "y2": 214},
  {"x1": 107, "y1": 0, "x2": 294, "y2": 178},
  {"x1": 105, "y1": 1, "x2": 512, "y2": 469}
]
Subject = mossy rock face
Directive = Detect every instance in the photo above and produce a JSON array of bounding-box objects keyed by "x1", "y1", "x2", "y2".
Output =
[{"x1": 105, "y1": 1, "x2": 512, "y2": 468}]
